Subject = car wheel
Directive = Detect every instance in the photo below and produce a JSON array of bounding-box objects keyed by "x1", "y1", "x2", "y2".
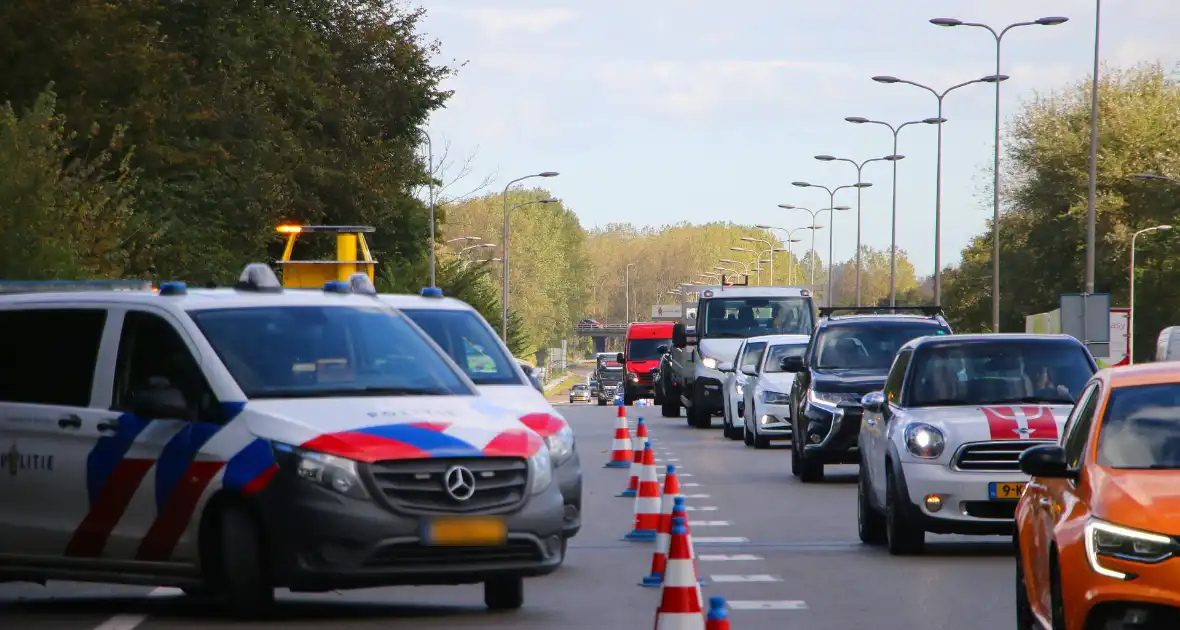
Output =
[
  {"x1": 1015, "y1": 539, "x2": 1037, "y2": 630},
  {"x1": 217, "y1": 504, "x2": 274, "y2": 618},
  {"x1": 598, "y1": 399, "x2": 606, "y2": 406},
  {"x1": 790, "y1": 424, "x2": 802, "y2": 478},
  {"x1": 798, "y1": 448, "x2": 824, "y2": 482},
  {"x1": 885, "y1": 468, "x2": 924, "y2": 555},
  {"x1": 1049, "y1": 551, "x2": 1067, "y2": 630},
  {"x1": 857, "y1": 463, "x2": 886, "y2": 545},
  {"x1": 484, "y1": 576, "x2": 524, "y2": 611},
  {"x1": 743, "y1": 423, "x2": 755, "y2": 446},
  {"x1": 753, "y1": 433, "x2": 771, "y2": 449}
]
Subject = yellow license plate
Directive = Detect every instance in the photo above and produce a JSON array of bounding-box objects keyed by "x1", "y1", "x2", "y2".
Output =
[
  {"x1": 423, "y1": 517, "x2": 507, "y2": 546},
  {"x1": 989, "y1": 482, "x2": 1027, "y2": 500}
]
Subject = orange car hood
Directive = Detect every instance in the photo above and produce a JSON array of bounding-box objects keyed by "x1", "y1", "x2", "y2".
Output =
[{"x1": 1091, "y1": 467, "x2": 1180, "y2": 536}]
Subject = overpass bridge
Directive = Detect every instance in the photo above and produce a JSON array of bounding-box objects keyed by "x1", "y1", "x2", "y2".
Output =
[{"x1": 573, "y1": 323, "x2": 628, "y2": 353}]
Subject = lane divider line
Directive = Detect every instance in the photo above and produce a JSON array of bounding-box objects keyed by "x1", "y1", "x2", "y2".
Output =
[
  {"x1": 689, "y1": 520, "x2": 730, "y2": 527},
  {"x1": 91, "y1": 587, "x2": 178, "y2": 630},
  {"x1": 698, "y1": 554, "x2": 763, "y2": 561},
  {"x1": 693, "y1": 536, "x2": 749, "y2": 544},
  {"x1": 683, "y1": 493, "x2": 710, "y2": 498},
  {"x1": 708, "y1": 574, "x2": 782, "y2": 583},
  {"x1": 681, "y1": 482, "x2": 701, "y2": 487},
  {"x1": 727, "y1": 600, "x2": 809, "y2": 610},
  {"x1": 685, "y1": 506, "x2": 718, "y2": 511}
]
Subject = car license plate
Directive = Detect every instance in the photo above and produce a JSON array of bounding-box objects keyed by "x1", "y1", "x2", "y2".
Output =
[
  {"x1": 422, "y1": 517, "x2": 507, "y2": 546},
  {"x1": 989, "y1": 482, "x2": 1027, "y2": 500}
]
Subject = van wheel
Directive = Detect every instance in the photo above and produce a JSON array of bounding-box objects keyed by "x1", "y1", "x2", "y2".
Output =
[
  {"x1": 484, "y1": 576, "x2": 524, "y2": 611},
  {"x1": 217, "y1": 504, "x2": 274, "y2": 618},
  {"x1": 661, "y1": 393, "x2": 680, "y2": 417},
  {"x1": 688, "y1": 386, "x2": 711, "y2": 428}
]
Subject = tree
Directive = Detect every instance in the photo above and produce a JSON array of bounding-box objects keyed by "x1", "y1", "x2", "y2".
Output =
[{"x1": 942, "y1": 63, "x2": 1180, "y2": 359}]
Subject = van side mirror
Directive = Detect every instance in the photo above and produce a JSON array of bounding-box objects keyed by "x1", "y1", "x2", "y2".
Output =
[
  {"x1": 672, "y1": 323, "x2": 687, "y2": 348},
  {"x1": 781, "y1": 355, "x2": 804, "y2": 372},
  {"x1": 132, "y1": 378, "x2": 189, "y2": 420},
  {"x1": 1018, "y1": 445, "x2": 1078, "y2": 480},
  {"x1": 861, "y1": 391, "x2": 885, "y2": 413},
  {"x1": 717, "y1": 362, "x2": 734, "y2": 373},
  {"x1": 741, "y1": 365, "x2": 758, "y2": 376},
  {"x1": 616, "y1": 352, "x2": 625, "y2": 363},
  {"x1": 656, "y1": 344, "x2": 669, "y2": 355}
]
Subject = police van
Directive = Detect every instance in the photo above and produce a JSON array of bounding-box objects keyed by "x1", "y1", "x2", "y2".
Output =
[{"x1": 0, "y1": 266, "x2": 566, "y2": 615}]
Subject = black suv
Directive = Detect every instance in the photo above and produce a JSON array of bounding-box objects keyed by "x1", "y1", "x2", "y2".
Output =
[{"x1": 783, "y1": 307, "x2": 953, "y2": 482}]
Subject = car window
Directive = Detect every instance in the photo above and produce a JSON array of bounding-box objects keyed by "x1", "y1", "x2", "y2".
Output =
[
  {"x1": 740, "y1": 342, "x2": 767, "y2": 372},
  {"x1": 189, "y1": 305, "x2": 473, "y2": 398},
  {"x1": 1063, "y1": 383, "x2": 1101, "y2": 468},
  {"x1": 0, "y1": 308, "x2": 106, "y2": 407},
  {"x1": 813, "y1": 322, "x2": 947, "y2": 370},
  {"x1": 112, "y1": 311, "x2": 222, "y2": 423},
  {"x1": 1095, "y1": 383, "x2": 1180, "y2": 469},
  {"x1": 763, "y1": 342, "x2": 807, "y2": 373},
  {"x1": 400, "y1": 308, "x2": 524, "y2": 386},
  {"x1": 627, "y1": 337, "x2": 671, "y2": 361},
  {"x1": 699, "y1": 297, "x2": 813, "y2": 338},
  {"x1": 905, "y1": 340, "x2": 1094, "y2": 407},
  {"x1": 883, "y1": 348, "x2": 912, "y2": 405}
]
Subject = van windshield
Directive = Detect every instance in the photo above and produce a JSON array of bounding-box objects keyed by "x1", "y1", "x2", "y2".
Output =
[
  {"x1": 699, "y1": 297, "x2": 813, "y2": 338},
  {"x1": 190, "y1": 306, "x2": 473, "y2": 399},
  {"x1": 627, "y1": 337, "x2": 671, "y2": 361},
  {"x1": 400, "y1": 308, "x2": 525, "y2": 386}
]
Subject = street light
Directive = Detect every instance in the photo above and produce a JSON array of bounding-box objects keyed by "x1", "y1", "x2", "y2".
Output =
[
  {"x1": 1132, "y1": 173, "x2": 1180, "y2": 185},
  {"x1": 1129, "y1": 225, "x2": 1171, "y2": 364},
  {"x1": 814, "y1": 154, "x2": 904, "y2": 305},
  {"x1": 872, "y1": 73, "x2": 1008, "y2": 306},
  {"x1": 501, "y1": 173, "x2": 559, "y2": 340},
  {"x1": 845, "y1": 116, "x2": 943, "y2": 307},
  {"x1": 416, "y1": 128, "x2": 438, "y2": 288},
  {"x1": 759, "y1": 221, "x2": 823, "y2": 286},
  {"x1": 791, "y1": 181, "x2": 868, "y2": 306},
  {"x1": 1085, "y1": 1, "x2": 1102, "y2": 298},
  {"x1": 930, "y1": 14, "x2": 1068, "y2": 331},
  {"x1": 625, "y1": 262, "x2": 636, "y2": 323}
]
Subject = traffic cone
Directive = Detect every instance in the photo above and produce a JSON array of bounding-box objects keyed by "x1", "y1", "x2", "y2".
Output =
[
  {"x1": 652, "y1": 515, "x2": 705, "y2": 630},
  {"x1": 618, "y1": 418, "x2": 649, "y2": 497},
  {"x1": 640, "y1": 465, "x2": 682, "y2": 586},
  {"x1": 705, "y1": 597, "x2": 730, "y2": 630},
  {"x1": 623, "y1": 441, "x2": 661, "y2": 542},
  {"x1": 604, "y1": 405, "x2": 632, "y2": 468},
  {"x1": 670, "y1": 496, "x2": 705, "y2": 589}
]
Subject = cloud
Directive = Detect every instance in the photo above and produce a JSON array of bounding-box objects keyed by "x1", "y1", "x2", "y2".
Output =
[{"x1": 457, "y1": 7, "x2": 578, "y2": 35}]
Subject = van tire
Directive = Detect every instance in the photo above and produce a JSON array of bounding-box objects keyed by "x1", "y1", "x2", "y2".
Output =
[
  {"x1": 688, "y1": 385, "x2": 711, "y2": 428},
  {"x1": 217, "y1": 504, "x2": 274, "y2": 618},
  {"x1": 484, "y1": 576, "x2": 524, "y2": 611}
]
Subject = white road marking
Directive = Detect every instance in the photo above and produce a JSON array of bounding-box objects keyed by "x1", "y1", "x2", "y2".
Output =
[
  {"x1": 667, "y1": 458, "x2": 680, "y2": 462},
  {"x1": 689, "y1": 520, "x2": 730, "y2": 526},
  {"x1": 727, "y1": 600, "x2": 809, "y2": 610},
  {"x1": 683, "y1": 493, "x2": 710, "y2": 498},
  {"x1": 709, "y1": 574, "x2": 782, "y2": 582},
  {"x1": 699, "y1": 554, "x2": 763, "y2": 561},
  {"x1": 92, "y1": 588, "x2": 179, "y2": 630},
  {"x1": 685, "y1": 506, "x2": 718, "y2": 511},
  {"x1": 682, "y1": 482, "x2": 701, "y2": 487},
  {"x1": 694, "y1": 536, "x2": 749, "y2": 544},
  {"x1": 659, "y1": 473, "x2": 692, "y2": 477}
]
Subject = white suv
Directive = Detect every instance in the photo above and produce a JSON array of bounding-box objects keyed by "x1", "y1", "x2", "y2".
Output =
[{"x1": 856, "y1": 333, "x2": 1097, "y2": 555}]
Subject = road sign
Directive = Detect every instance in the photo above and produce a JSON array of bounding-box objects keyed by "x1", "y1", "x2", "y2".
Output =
[
  {"x1": 652, "y1": 304, "x2": 682, "y2": 319},
  {"x1": 1060, "y1": 293, "x2": 1110, "y2": 358}
]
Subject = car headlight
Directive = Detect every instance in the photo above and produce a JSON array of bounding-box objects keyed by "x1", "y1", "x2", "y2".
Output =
[
  {"x1": 759, "y1": 390, "x2": 791, "y2": 405},
  {"x1": 807, "y1": 389, "x2": 857, "y2": 409},
  {"x1": 700, "y1": 355, "x2": 718, "y2": 370},
  {"x1": 545, "y1": 425, "x2": 576, "y2": 465},
  {"x1": 1085, "y1": 518, "x2": 1177, "y2": 580},
  {"x1": 903, "y1": 423, "x2": 945, "y2": 459},
  {"x1": 274, "y1": 443, "x2": 370, "y2": 500},
  {"x1": 528, "y1": 447, "x2": 554, "y2": 495}
]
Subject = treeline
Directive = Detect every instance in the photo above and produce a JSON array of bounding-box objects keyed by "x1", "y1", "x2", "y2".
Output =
[
  {"x1": 941, "y1": 63, "x2": 1180, "y2": 361},
  {"x1": 0, "y1": 0, "x2": 448, "y2": 283}
]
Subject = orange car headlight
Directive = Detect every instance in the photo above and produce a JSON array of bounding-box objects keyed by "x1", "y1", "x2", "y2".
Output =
[{"x1": 1084, "y1": 518, "x2": 1177, "y2": 581}]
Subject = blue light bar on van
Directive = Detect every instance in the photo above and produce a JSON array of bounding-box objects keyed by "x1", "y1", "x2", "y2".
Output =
[
  {"x1": 800, "y1": 289, "x2": 810, "y2": 297},
  {"x1": 421, "y1": 287, "x2": 444, "y2": 298},
  {"x1": 158, "y1": 281, "x2": 187, "y2": 296},
  {"x1": 323, "y1": 281, "x2": 350, "y2": 294}
]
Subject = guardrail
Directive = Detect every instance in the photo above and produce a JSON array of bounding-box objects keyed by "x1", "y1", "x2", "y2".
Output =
[{"x1": 573, "y1": 323, "x2": 629, "y2": 334}]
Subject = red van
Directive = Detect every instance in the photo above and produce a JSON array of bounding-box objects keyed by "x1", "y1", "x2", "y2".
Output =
[{"x1": 618, "y1": 321, "x2": 675, "y2": 405}]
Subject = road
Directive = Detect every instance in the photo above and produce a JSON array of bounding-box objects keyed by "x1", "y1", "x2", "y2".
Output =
[{"x1": 1, "y1": 398, "x2": 1016, "y2": 630}]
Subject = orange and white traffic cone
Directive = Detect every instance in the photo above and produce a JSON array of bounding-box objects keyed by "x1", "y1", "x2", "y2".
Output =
[
  {"x1": 652, "y1": 515, "x2": 705, "y2": 630},
  {"x1": 623, "y1": 441, "x2": 661, "y2": 541},
  {"x1": 641, "y1": 464, "x2": 682, "y2": 587},
  {"x1": 604, "y1": 405, "x2": 632, "y2": 469},
  {"x1": 618, "y1": 418, "x2": 649, "y2": 497},
  {"x1": 671, "y1": 496, "x2": 705, "y2": 590},
  {"x1": 705, "y1": 596, "x2": 730, "y2": 630}
]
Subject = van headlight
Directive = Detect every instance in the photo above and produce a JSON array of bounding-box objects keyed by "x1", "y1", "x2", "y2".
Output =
[
  {"x1": 545, "y1": 425, "x2": 575, "y2": 465},
  {"x1": 1085, "y1": 518, "x2": 1177, "y2": 580},
  {"x1": 903, "y1": 423, "x2": 945, "y2": 459},
  {"x1": 700, "y1": 355, "x2": 718, "y2": 370},
  {"x1": 274, "y1": 443, "x2": 370, "y2": 500},
  {"x1": 527, "y1": 447, "x2": 553, "y2": 495}
]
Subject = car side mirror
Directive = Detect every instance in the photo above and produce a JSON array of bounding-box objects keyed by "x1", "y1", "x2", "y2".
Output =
[
  {"x1": 741, "y1": 365, "x2": 758, "y2": 376},
  {"x1": 1019, "y1": 444, "x2": 1077, "y2": 479},
  {"x1": 132, "y1": 378, "x2": 189, "y2": 420},
  {"x1": 657, "y1": 344, "x2": 669, "y2": 355},
  {"x1": 528, "y1": 372, "x2": 544, "y2": 392},
  {"x1": 717, "y1": 362, "x2": 734, "y2": 373},
  {"x1": 861, "y1": 391, "x2": 886, "y2": 413},
  {"x1": 616, "y1": 352, "x2": 625, "y2": 363},
  {"x1": 781, "y1": 355, "x2": 804, "y2": 372},
  {"x1": 672, "y1": 323, "x2": 687, "y2": 348}
]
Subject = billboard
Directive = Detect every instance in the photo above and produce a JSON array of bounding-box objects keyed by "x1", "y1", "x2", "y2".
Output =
[{"x1": 1024, "y1": 307, "x2": 1127, "y2": 367}]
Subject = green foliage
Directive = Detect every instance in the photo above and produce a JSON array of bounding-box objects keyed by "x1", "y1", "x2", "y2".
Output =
[
  {"x1": 0, "y1": 88, "x2": 139, "y2": 279},
  {"x1": 942, "y1": 63, "x2": 1180, "y2": 359}
]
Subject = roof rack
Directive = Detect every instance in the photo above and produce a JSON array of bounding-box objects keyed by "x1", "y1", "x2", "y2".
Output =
[{"x1": 818, "y1": 306, "x2": 943, "y2": 318}]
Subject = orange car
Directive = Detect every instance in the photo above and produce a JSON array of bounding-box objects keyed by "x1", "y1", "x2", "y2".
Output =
[{"x1": 1015, "y1": 363, "x2": 1180, "y2": 630}]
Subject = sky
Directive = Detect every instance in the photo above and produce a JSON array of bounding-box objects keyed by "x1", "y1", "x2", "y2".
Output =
[{"x1": 418, "y1": 1, "x2": 1180, "y2": 278}]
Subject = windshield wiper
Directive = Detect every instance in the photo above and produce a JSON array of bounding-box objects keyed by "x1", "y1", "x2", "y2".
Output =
[{"x1": 988, "y1": 396, "x2": 1074, "y2": 405}]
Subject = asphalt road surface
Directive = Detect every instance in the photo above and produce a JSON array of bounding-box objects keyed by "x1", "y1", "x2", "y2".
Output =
[{"x1": 1, "y1": 399, "x2": 1015, "y2": 629}]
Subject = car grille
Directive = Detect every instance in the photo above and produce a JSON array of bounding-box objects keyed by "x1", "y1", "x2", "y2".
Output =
[
  {"x1": 953, "y1": 441, "x2": 1050, "y2": 472},
  {"x1": 365, "y1": 457, "x2": 528, "y2": 515},
  {"x1": 364, "y1": 539, "x2": 543, "y2": 567}
]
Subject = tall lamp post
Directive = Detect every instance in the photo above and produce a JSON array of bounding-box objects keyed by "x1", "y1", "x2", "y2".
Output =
[
  {"x1": 417, "y1": 128, "x2": 438, "y2": 288},
  {"x1": 814, "y1": 154, "x2": 904, "y2": 305},
  {"x1": 844, "y1": 116, "x2": 943, "y2": 307},
  {"x1": 871, "y1": 73, "x2": 1008, "y2": 306},
  {"x1": 1085, "y1": 1, "x2": 1103, "y2": 299},
  {"x1": 625, "y1": 262, "x2": 636, "y2": 323},
  {"x1": 1129, "y1": 225, "x2": 1171, "y2": 364},
  {"x1": 739, "y1": 236, "x2": 774, "y2": 283},
  {"x1": 501, "y1": 172, "x2": 560, "y2": 340},
  {"x1": 760, "y1": 221, "x2": 822, "y2": 286},
  {"x1": 792, "y1": 180, "x2": 870, "y2": 306},
  {"x1": 930, "y1": 15, "x2": 1068, "y2": 331}
]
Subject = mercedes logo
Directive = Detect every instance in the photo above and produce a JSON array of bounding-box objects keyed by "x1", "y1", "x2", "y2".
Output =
[{"x1": 443, "y1": 465, "x2": 476, "y2": 501}]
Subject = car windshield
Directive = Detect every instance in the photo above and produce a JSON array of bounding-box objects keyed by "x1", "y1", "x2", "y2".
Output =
[
  {"x1": 1097, "y1": 383, "x2": 1180, "y2": 469},
  {"x1": 573, "y1": 384, "x2": 588, "y2": 391},
  {"x1": 814, "y1": 322, "x2": 948, "y2": 370},
  {"x1": 600, "y1": 368, "x2": 623, "y2": 383},
  {"x1": 906, "y1": 340, "x2": 1094, "y2": 407},
  {"x1": 399, "y1": 308, "x2": 524, "y2": 386},
  {"x1": 190, "y1": 306, "x2": 473, "y2": 399},
  {"x1": 699, "y1": 297, "x2": 813, "y2": 338},
  {"x1": 764, "y1": 342, "x2": 808, "y2": 373},
  {"x1": 628, "y1": 337, "x2": 671, "y2": 361}
]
